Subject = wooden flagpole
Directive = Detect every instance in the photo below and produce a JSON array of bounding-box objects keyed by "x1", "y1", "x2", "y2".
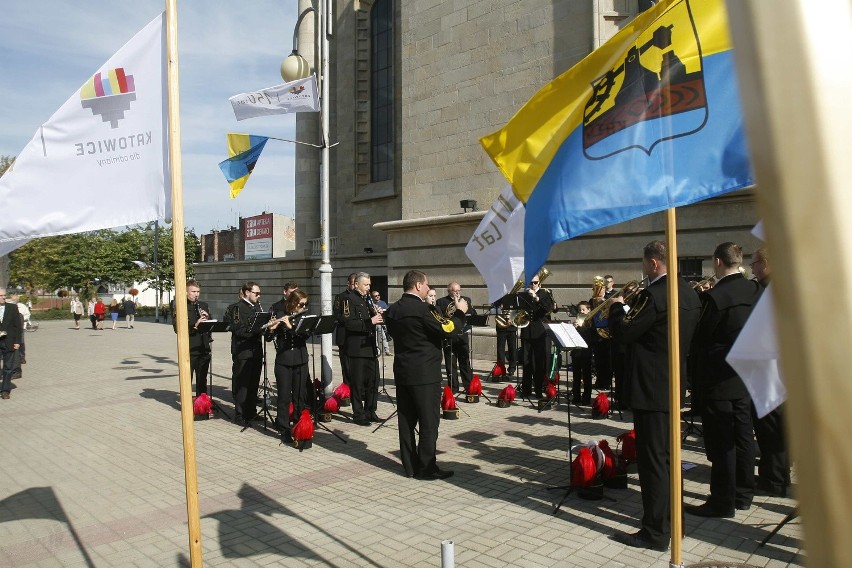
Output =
[
  {"x1": 727, "y1": 1, "x2": 852, "y2": 564},
  {"x1": 665, "y1": 208, "x2": 683, "y2": 567},
  {"x1": 165, "y1": 0, "x2": 203, "y2": 565}
]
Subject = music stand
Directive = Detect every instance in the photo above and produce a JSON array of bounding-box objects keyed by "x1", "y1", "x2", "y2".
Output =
[
  {"x1": 301, "y1": 315, "x2": 347, "y2": 444},
  {"x1": 196, "y1": 321, "x2": 231, "y2": 419},
  {"x1": 242, "y1": 312, "x2": 273, "y2": 431}
]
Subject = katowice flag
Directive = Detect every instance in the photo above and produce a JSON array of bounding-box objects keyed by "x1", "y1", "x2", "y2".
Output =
[{"x1": 0, "y1": 13, "x2": 168, "y2": 244}]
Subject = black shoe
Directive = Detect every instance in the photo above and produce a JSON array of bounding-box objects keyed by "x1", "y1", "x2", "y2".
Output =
[
  {"x1": 755, "y1": 476, "x2": 788, "y2": 497},
  {"x1": 280, "y1": 431, "x2": 293, "y2": 445},
  {"x1": 354, "y1": 418, "x2": 371, "y2": 426},
  {"x1": 735, "y1": 502, "x2": 752, "y2": 511},
  {"x1": 416, "y1": 468, "x2": 454, "y2": 481},
  {"x1": 685, "y1": 502, "x2": 735, "y2": 518},
  {"x1": 369, "y1": 412, "x2": 382, "y2": 422},
  {"x1": 507, "y1": 367, "x2": 516, "y2": 376},
  {"x1": 611, "y1": 530, "x2": 668, "y2": 552}
]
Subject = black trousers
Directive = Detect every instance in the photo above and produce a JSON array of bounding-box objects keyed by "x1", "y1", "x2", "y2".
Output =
[
  {"x1": 338, "y1": 351, "x2": 350, "y2": 385},
  {"x1": 232, "y1": 354, "x2": 262, "y2": 421},
  {"x1": 592, "y1": 338, "x2": 612, "y2": 389},
  {"x1": 570, "y1": 351, "x2": 593, "y2": 404},
  {"x1": 348, "y1": 356, "x2": 378, "y2": 421},
  {"x1": 274, "y1": 362, "x2": 311, "y2": 435},
  {"x1": 190, "y1": 349, "x2": 211, "y2": 398},
  {"x1": 396, "y1": 381, "x2": 442, "y2": 477},
  {"x1": 442, "y1": 336, "x2": 471, "y2": 392},
  {"x1": 496, "y1": 328, "x2": 517, "y2": 368},
  {"x1": 521, "y1": 335, "x2": 548, "y2": 397},
  {"x1": 753, "y1": 403, "x2": 790, "y2": 490},
  {"x1": 633, "y1": 409, "x2": 670, "y2": 546},
  {"x1": 701, "y1": 396, "x2": 756, "y2": 509},
  {"x1": 0, "y1": 339, "x2": 18, "y2": 393}
]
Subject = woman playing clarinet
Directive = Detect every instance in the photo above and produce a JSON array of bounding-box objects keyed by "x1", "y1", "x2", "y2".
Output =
[{"x1": 265, "y1": 289, "x2": 312, "y2": 445}]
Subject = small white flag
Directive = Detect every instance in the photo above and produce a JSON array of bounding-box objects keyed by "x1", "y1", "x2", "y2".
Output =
[
  {"x1": 464, "y1": 185, "x2": 526, "y2": 304},
  {"x1": 0, "y1": 13, "x2": 169, "y2": 244},
  {"x1": 229, "y1": 76, "x2": 320, "y2": 121}
]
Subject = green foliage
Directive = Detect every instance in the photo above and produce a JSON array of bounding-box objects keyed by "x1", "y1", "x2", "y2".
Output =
[
  {"x1": 0, "y1": 155, "x2": 13, "y2": 177},
  {"x1": 7, "y1": 223, "x2": 200, "y2": 295}
]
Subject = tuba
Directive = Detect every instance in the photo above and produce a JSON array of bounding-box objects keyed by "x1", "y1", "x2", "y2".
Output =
[
  {"x1": 512, "y1": 267, "x2": 551, "y2": 328},
  {"x1": 495, "y1": 277, "x2": 526, "y2": 329}
]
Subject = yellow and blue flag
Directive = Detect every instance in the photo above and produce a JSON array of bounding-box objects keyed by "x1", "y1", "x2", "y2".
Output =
[
  {"x1": 218, "y1": 133, "x2": 269, "y2": 199},
  {"x1": 478, "y1": 0, "x2": 753, "y2": 280}
]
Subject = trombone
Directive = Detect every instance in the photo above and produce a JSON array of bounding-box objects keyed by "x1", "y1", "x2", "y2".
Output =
[{"x1": 576, "y1": 280, "x2": 642, "y2": 339}]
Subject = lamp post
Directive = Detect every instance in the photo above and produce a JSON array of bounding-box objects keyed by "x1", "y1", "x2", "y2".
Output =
[
  {"x1": 145, "y1": 221, "x2": 160, "y2": 322},
  {"x1": 282, "y1": 0, "x2": 333, "y2": 388}
]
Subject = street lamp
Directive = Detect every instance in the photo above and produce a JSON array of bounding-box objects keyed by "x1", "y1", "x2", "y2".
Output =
[
  {"x1": 145, "y1": 221, "x2": 160, "y2": 322},
  {"x1": 283, "y1": 0, "x2": 333, "y2": 388}
]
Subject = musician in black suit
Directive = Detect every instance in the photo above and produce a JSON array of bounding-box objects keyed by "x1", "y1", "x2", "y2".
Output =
[
  {"x1": 333, "y1": 273, "x2": 356, "y2": 385},
  {"x1": 385, "y1": 270, "x2": 467, "y2": 480},
  {"x1": 229, "y1": 281, "x2": 265, "y2": 425},
  {"x1": 339, "y1": 272, "x2": 382, "y2": 425},
  {"x1": 687, "y1": 243, "x2": 762, "y2": 517},
  {"x1": 520, "y1": 273, "x2": 555, "y2": 398},
  {"x1": 266, "y1": 289, "x2": 311, "y2": 445},
  {"x1": 0, "y1": 288, "x2": 22, "y2": 400},
  {"x1": 608, "y1": 241, "x2": 701, "y2": 552},
  {"x1": 435, "y1": 283, "x2": 477, "y2": 393},
  {"x1": 749, "y1": 247, "x2": 790, "y2": 496},
  {"x1": 173, "y1": 279, "x2": 212, "y2": 399}
]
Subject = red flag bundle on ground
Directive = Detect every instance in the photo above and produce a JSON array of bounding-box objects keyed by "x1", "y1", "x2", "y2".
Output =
[
  {"x1": 468, "y1": 375, "x2": 483, "y2": 396},
  {"x1": 616, "y1": 429, "x2": 637, "y2": 461},
  {"x1": 323, "y1": 397, "x2": 340, "y2": 413},
  {"x1": 292, "y1": 410, "x2": 314, "y2": 450},
  {"x1": 333, "y1": 383, "x2": 351, "y2": 407},
  {"x1": 441, "y1": 386, "x2": 457, "y2": 410},
  {"x1": 598, "y1": 439, "x2": 617, "y2": 480},
  {"x1": 192, "y1": 394, "x2": 212, "y2": 417},
  {"x1": 545, "y1": 381, "x2": 557, "y2": 400},
  {"x1": 592, "y1": 392, "x2": 610, "y2": 418},
  {"x1": 492, "y1": 362, "x2": 505, "y2": 378},
  {"x1": 571, "y1": 447, "x2": 597, "y2": 487},
  {"x1": 498, "y1": 384, "x2": 516, "y2": 402}
]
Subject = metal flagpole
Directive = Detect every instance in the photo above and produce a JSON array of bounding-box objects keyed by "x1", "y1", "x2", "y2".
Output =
[{"x1": 165, "y1": 1, "x2": 203, "y2": 565}]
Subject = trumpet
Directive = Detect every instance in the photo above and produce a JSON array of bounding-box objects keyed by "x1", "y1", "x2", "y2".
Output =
[
  {"x1": 690, "y1": 275, "x2": 715, "y2": 291},
  {"x1": 576, "y1": 280, "x2": 642, "y2": 339}
]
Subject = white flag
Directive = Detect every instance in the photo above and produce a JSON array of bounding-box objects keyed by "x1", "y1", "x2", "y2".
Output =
[
  {"x1": 229, "y1": 76, "x2": 320, "y2": 121},
  {"x1": 464, "y1": 185, "x2": 526, "y2": 304},
  {"x1": 0, "y1": 14, "x2": 168, "y2": 244},
  {"x1": 727, "y1": 284, "x2": 786, "y2": 418}
]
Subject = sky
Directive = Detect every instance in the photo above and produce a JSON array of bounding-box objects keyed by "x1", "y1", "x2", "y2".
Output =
[{"x1": 0, "y1": 1, "x2": 301, "y2": 236}]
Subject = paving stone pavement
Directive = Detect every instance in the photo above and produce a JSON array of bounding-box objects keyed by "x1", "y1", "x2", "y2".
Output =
[{"x1": 0, "y1": 320, "x2": 803, "y2": 567}]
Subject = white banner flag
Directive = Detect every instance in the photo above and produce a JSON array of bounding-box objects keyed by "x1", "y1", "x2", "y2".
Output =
[
  {"x1": 464, "y1": 185, "x2": 526, "y2": 304},
  {"x1": 0, "y1": 13, "x2": 169, "y2": 244},
  {"x1": 229, "y1": 76, "x2": 320, "y2": 121}
]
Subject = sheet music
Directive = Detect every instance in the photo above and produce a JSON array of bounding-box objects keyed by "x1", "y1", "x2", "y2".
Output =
[{"x1": 545, "y1": 322, "x2": 588, "y2": 349}]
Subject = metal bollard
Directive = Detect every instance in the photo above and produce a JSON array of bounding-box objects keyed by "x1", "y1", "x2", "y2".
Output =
[{"x1": 441, "y1": 540, "x2": 454, "y2": 568}]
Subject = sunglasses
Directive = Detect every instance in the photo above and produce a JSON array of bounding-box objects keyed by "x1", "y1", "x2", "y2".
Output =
[{"x1": 298, "y1": 301, "x2": 308, "y2": 307}]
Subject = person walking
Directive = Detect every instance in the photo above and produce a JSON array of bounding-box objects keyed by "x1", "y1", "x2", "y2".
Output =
[
  {"x1": 0, "y1": 288, "x2": 22, "y2": 400},
  {"x1": 70, "y1": 296, "x2": 84, "y2": 330},
  {"x1": 123, "y1": 296, "x2": 136, "y2": 328},
  {"x1": 109, "y1": 299, "x2": 120, "y2": 330}
]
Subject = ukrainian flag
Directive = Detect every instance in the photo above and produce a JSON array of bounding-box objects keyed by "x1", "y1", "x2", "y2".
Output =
[
  {"x1": 480, "y1": 0, "x2": 753, "y2": 280},
  {"x1": 218, "y1": 134, "x2": 270, "y2": 199}
]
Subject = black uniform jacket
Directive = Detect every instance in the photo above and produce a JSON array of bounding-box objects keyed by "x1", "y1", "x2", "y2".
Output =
[
  {"x1": 229, "y1": 299, "x2": 264, "y2": 359},
  {"x1": 608, "y1": 275, "x2": 701, "y2": 412},
  {"x1": 519, "y1": 288, "x2": 555, "y2": 340},
  {"x1": 266, "y1": 322, "x2": 309, "y2": 366},
  {"x1": 435, "y1": 295, "x2": 476, "y2": 340},
  {"x1": 691, "y1": 273, "x2": 762, "y2": 400},
  {"x1": 173, "y1": 299, "x2": 211, "y2": 352},
  {"x1": 0, "y1": 302, "x2": 22, "y2": 345},
  {"x1": 339, "y1": 289, "x2": 378, "y2": 358},
  {"x1": 384, "y1": 293, "x2": 467, "y2": 386},
  {"x1": 332, "y1": 288, "x2": 348, "y2": 346}
]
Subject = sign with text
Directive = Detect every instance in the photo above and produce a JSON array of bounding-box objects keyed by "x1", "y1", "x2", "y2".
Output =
[
  {"x1": 229, "y1": 76, "x2": 319, "y2": 121},
  {"x1": 244, "y1": 213, "x2": 273, "y2": 259}
]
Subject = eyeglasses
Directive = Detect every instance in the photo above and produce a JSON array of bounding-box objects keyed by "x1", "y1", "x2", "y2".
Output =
[
  {"x1": 298, "y1": 301, "x2": 308, "y2": 307},
  {"x1": 531, "y1": 281, "x2": 540, "y2": 285},
  {"x1": 250, "y1": 290, "x2": 261, "y2": 295}
]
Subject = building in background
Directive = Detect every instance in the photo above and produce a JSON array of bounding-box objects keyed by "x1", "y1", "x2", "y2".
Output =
[{"x1": 196, "y1": 0, "x2": 761, "y2": 354}]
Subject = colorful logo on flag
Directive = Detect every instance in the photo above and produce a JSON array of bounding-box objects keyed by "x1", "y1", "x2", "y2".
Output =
[
  {"x1": 289, "y1": 85, "x2": 305, "y2": 94},
  {"x1": 583, "y1": 1, "x2": 706, "y2": 159},
  {"x1": 79, "y1": 67, "x2": 137, "y2": 128}
]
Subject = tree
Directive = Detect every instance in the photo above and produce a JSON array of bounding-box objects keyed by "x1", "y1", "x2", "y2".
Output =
[{"x1": 0, "y1": 155, "x2": 13, "y2": 177}]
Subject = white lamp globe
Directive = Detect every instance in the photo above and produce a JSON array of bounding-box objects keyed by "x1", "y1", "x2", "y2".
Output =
[{"x1": 281, "y1": 52, "x2": 311, "y2": 82}]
